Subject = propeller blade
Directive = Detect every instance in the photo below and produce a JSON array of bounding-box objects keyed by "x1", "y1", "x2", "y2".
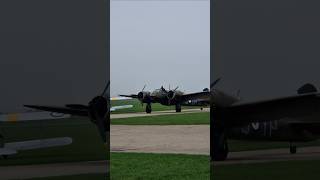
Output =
[
  {"x1": 101, "y1": 81, "x2": 110, "y2": 97},
  {"x1": 174, "y1": 86, "x2": 179, "y2": 91},
  {"x1": 94, "y1": 111, "x2": 108, "y2": 143},
  {"x1": 142, "y1": 84, "x2": 146, "y2": 92},
  {"x1": 210, "y1": 78, "x2": 221, "y2": 89},
  {"x1": 161, "y1": 86, "x2": 167, "y2": 92}
]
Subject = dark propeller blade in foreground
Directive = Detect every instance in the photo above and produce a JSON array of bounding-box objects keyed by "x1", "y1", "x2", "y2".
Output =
[{"x1": 211, "y1": 78, "x2": 221, "y2": 89}]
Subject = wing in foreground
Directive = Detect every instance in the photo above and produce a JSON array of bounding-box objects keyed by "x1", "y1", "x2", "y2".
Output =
[
  {"x1": 215, "y1": 93, "x2": 320, "y2": 127},
  {"x1": 24, "y1": 105, "x2": 88, "y2": 117},
  {"x1": 180, "y1": 91, "x2": 210, "y2": 103}
]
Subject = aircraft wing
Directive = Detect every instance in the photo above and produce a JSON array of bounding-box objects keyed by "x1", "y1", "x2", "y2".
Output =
[
  {"x1": 24, "y1": 105, "x2": 89, "y2": 117},
  {"x1": 110, "y1": 105, "x2": 133, "y2": 112},
  {"x1": 110, "y1": 97, "x2": 132, "y2": 100},
  {"x1": 180, "y1": 91, "x2": 210, "y2": 103},
  {"x1": 0, "y1": 137, "x2": 72, "y2": 156},
  {"x1": 0, "y1": 149, "x2": 17, "y2": 156},
  {"x1": 4, "y1": 137, "x2": 72, "y2": 151},
  {"x1": 215, "y1": 93, "x2": 320, "y2": 127},
  {"x1": 119, "y1": 94, "x2": 138, "y2": 99}
]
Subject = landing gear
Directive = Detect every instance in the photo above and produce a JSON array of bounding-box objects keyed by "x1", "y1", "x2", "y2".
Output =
[
  {"x1": 175, "y1": 103, "x2": 181, "y2": 112},
  {"x1": 213, "y1": 129, "x2": 229, "y2": 161},
  {"x1": 146, "y1": 103, "x2": 152, "y2": 113},
  {"x1": 213, "y1": 138, "x2": 229, "y2": 161},
  {"x1": 2, "y1": 155, "x2": 8, "y2": 159},
  {"x1": 290, "y1": 142, "x2": 297, "y2": 154}
]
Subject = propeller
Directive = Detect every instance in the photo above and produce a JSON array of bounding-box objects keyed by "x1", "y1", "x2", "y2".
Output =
[
  {"x1": 88, "y1": 96, "x2": 109, "y2": 143},
  {"x1": 142, "y1": 84, "x2": 146, "y2": 92},
  {"x1": 87, "y1": 80, "x2": 110, "y2": 143},
  {"x1": 161, "y1": 86, "x2": 167, "y2": 93},
  {"x1": 211, "y1": 78, "x2": 221, "y2": 89},
  {"x1": 101, "y1": 81, "x2": 110, "y2": 98},
  {"x1": 138, "y1": 85, "x2": 148, "y2": 106},
  {"x1": 167, "y1": 86, "x2": 179, "y2": 105},
  {"x1": 24, "y1": 81, "x2": 111, "y2": 144}
]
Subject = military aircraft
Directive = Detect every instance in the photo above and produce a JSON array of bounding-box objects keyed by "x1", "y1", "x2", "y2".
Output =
[
  {"x1": 23, "y1": 81, "x2": 133, "y2": 143},
  {"x1": 211, "y1": 79, "x2": 320, "y2": 161},
  {"x1": 120, "y1": 85, "x2": 210, "y2": 113},
  {"x1": 24, "y1": 81, "x2": 112, "y2": 143}
]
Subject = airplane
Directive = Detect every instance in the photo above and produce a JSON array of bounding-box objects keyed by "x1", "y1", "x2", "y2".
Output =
[
  {"x1": 23, "y1": 81, "x2": 131, "y2": 143},
  {"x1": 24, "y1": 81, "x2": 111, "y2": 143},
  {"x1": 211, "y1": 78, "x2": 320, "y2": 161},
  {"x1": 120, "y1": 85, "x2": 210, "y2": 113}
]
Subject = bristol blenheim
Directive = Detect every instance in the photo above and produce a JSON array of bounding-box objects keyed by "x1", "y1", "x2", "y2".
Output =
[
  {"x1": 211, "y1": 80, "x2": 320, "y2": 161},
  {"x1": 120, "y1": 85, "x2": 210, "y2": 113},
  {"x1": 24, "y1": 81, "x2": 129, "y2": 144}
]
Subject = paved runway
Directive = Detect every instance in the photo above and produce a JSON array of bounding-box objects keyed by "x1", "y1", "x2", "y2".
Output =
[
  {"x1": 111, "y1": 124, "x2": 320, "y2": 165},
  {"x1": 111, "y1": 108, "x2": 209, "y2": 119},
  {"x1": 111, "y1": 125, "x2": 210, "y2": 155},
  {"x1": 0, "y1": 160, "x2": 107, "y2": 180},
  {"x1": 215, "y1": 146, "x2": 320, "y2": 165}
]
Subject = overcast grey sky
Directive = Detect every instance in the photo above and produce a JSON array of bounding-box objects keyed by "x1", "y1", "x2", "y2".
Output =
[
  {"x1": 213, "y1": 0, "x2": 320, "y2": 102},
  {"x1": 110, "y1": 0, "x2": 210, "y2": 96}
]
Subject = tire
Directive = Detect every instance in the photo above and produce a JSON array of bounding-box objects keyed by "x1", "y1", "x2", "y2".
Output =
[
  {"x1": 146, "y1": 104, "x2": 152, "y2": 113},
  {"x1": 175, "y1": 104, "x2": 181, "y2": 112},
  {"x1": 290, "y1": 145, "x2": 297, "y2": 154},
  {"x1": 213, "y1": 142, "x2": 229, "y2": 161}
]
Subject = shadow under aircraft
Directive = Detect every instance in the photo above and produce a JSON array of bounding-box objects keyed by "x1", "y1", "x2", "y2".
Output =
[
  {"x1": 120, "y1": 85, "x2": 210, "y2": 113},
  {"x1": 211, "y1": 79, "x2": 320, "y2": 161}
]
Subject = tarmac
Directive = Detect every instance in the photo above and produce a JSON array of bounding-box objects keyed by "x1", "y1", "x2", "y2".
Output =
[
  {"x1": 111, "y1": 108, "x2": 209, "y2": 119},
  {"x1": 0, "y1": 160, "x2": 107, "y2": 180},
  {"x1": 215, "y1": 146, "x2": 320, "y2": 166},
  {"x1": 111, "y1": 125, "x2": 210, "y2": 155}
]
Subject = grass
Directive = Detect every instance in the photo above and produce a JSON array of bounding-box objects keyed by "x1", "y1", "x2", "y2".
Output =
[
  {"x1": 111, "y1": 112, "x2": 210, "y2": 125},
  {"x1": 26, "y1": 153, "x2": 210, "y2": 180},
  {"x1": 111, "y1": 99, "x2": 201, "y2": 114},
  {"x1": 214, "y1": 160, "x2": 320, "y2": 180},
  {"x1": 110, "y1": 152, "x2": 210, "y2": 180},
  {"x1": 0, "y1": 118, "x2": 107, "y2": 166}
]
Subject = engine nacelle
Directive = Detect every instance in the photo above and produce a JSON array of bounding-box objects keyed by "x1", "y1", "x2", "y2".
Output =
[
  {"x1": 138, "y1": 91, "x2": 151, "y2": 103},
  {"x1": 167, "y1": 90, "x2": 176, "y2": 100},
  {"x1": 88, "y1": 96, "x2": 109, "y2": 124}
]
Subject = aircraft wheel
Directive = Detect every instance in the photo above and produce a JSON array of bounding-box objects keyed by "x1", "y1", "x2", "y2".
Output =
[
  {"x1": 213, "y1": 142, "x2": 229, "y2": 161},
  {"x1": 290, "y1": 145, "x2": 297, "y2": 154},
  {"x1": 175, "y1": 104, "x2": 181, "y2": 112},
  {"x1": 146, "y1": 104, "x2": 152, "y2": 113},
  {"x1": 200, "y1": 107, "x2": 203, "y2": 111},
  {"x1": 2, "y1": 155, "x2": 8, "y2": 159}
]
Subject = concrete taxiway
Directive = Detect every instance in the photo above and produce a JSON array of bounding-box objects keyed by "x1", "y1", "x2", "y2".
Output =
[
  {"x1": 111, "y1": 125, "x2": 210, "y2": 155},
  {"x1": 0, "y1": 160, "x2": 107, "y2": 180},
  {"x1": 111, "y1": 122, "x2": 320, "y2": 165},
  {"x1": 111, "y1": 108, "x2": 209, "y2": 119},
  {"x1": 215, "y1": 146, "x2": 320, "y2": 165}
]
